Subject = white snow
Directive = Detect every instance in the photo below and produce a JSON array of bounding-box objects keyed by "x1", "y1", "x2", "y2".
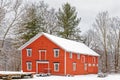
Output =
[
  {"x1": 43, "y1": 33, "x2": 99, "y2": 56},
  {"x1": 0, "y1": 71, "x2": 119, "y2": 80},
  {"x1": 21, "y1": 74, "x2": 120, "y2": 80},
  {"x1": 19, "y1": 32, "x2": 99, "y2": 56}
]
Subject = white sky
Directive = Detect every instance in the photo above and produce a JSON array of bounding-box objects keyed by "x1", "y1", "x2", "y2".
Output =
[{"x1": 25, "y1": 0, "x2": 120, "y2": 32}]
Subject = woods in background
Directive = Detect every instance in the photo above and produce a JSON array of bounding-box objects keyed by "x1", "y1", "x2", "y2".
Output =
[
  {"x1": 0, "y1": 0, "x2": 120, "y2": 73},
  {"x1": 85, "y1": 12, "x2": 120, "y2": 73}
]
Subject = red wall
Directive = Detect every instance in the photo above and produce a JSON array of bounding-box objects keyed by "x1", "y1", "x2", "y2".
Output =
[
  {"x1": 21, "y1": 35, "x2": 98, "y2": 75},
  {"x1": 66, "y1": 52, "x2": 98, "y2": 75},
  {"x1": 22, "y1": 35, "x2": 65, "y2": 75}
]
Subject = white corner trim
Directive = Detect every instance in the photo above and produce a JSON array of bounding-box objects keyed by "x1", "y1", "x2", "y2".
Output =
[
  {"x1": 64, "y1": 51, "x2": 66, "y2": 75},
  {"x1": 21, "y1": 50, "x2": 22, "y2": 71}
]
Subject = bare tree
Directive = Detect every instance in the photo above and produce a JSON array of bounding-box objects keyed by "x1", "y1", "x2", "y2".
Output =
[
  {"x1": 0, "y1": 0, "x2": 24, "y2": 71},
  {"x1": 85, "y1": 12, "x2": 120, "y2": 73}
]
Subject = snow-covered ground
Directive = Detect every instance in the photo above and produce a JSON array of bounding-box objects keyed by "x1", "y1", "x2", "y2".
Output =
[
  {"x1": 21, "y1": 74, "x2": 120, "y2": 80},
  {"x1": 0, "y1": 71, "x2": 119, "y2": 80}
]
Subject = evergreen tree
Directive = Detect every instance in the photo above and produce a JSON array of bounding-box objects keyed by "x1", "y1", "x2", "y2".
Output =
[
  {"x1": 20, "y1": 4, "x2": 43, "y2": 42},
  {"x1": 17, "y1": 1, "x2": 58, "y2": 43},
  {"x1": 57, "y1": 3, "x2": 81, "y2": 41}
]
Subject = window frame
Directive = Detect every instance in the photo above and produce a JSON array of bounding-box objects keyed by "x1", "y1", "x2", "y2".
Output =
[
  {"x1": 54, "y1": 49, "x2": 60, "y2": 58},
  {"x1": 54, "y1": 63, "x2": 59, "y2": 72},
  {"x1": 69, "y1": 52, "x2": 72, "y2": 58},
  {"x1": 93, "y1": 64, "x2": 95, "y2": 66},
  {"x1": 84, "y1": 63, "x2": 87, "y2": 71},
  {"x1": 88, "y1": 63, "x2": 91, "y2": 67},
  {"x1": 96, "y1": 64, "x2": 98, "y2": 67},
  {"x1": 26, "y1": 48, "x2": 32, "y2": 57},
  {"x1": 73, "y1": 62, "x2": 76, "y2": 71},
  {"x1": 26, "y1": 62, "x2": 32, "y2": 71},
  {"x1": 77, "y1": 54, "x2": 80, "y2": 59}
]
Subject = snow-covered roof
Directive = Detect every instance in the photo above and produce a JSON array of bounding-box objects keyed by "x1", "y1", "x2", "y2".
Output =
[{"x1": 18, "y1": 32, "x2": 99, "y2": 56}]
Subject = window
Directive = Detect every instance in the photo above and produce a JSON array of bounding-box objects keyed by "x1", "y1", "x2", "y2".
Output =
[
  {"x1": 96, "y1": 64, "x2": 98, "y2": 66},
  {"x1": 93, "y1": 57, "x2": 96, "y2": 63},
  {"x1": 77, "y1": 54, "x2": 80, "y2": 59},
  {"x1": 69, "y1": 52, "x2": 72, "y2": 58},
  {"x1": 84, "y1": 63, "x2": 87, "y2": 71},
  {"x1": 54, "y1": 63, "x2": 59, "y2": 72},
  {"x1": 88, "y1": 63, "x2": 91, "y2": 67},
  {"x1": 26, "y1": 49, "x2": 32, "y2": 57},
  {"x1": 81, "y1": 56, "x2": 85, "y2": 63},
  {"x1": 93, "y1": 64, "x2": 95, "y2": 66},
  {"x1": 26, "y1": 62, "x2": 32, "y2": 70},
  {"x1": 73, "y1": 63, "x2": 76, "y2": 71},
  {"x1": 54, "y1": 49, "x2": 59, "y2": 58}
]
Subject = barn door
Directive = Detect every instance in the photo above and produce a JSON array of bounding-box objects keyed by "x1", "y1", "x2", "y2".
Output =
[
  {"x1": 38, "y1": 63, "x2": 48, "y2": 73},
  {"x1": 39, "y1": 50, "x2": 46, "y2": 60}
]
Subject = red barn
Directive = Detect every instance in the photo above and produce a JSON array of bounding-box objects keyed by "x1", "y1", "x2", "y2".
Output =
[{"x1": 18, "y1": 32, "x2": 99, "y2": 75}]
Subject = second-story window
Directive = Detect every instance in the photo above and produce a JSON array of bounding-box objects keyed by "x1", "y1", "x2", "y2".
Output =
[
  {"x1": 69, "y1": 52, "x2": 72, "y2": 58},
  {"x1": 54, "y1": 49, "x2": 59, "y2": 58},
  {"x1": 81, "y1": 55, "x2": 85, "y2": 63},
  {"x1": 77, "y1": 54, "x2": 80, "y2": 59},
  {"x1": 26, "y1": 49, "x2": 32, "y2": 57}
]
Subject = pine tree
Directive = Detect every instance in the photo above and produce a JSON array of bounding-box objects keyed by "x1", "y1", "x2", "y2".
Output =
[
  {"x1": 20, "y1": 4, "x2": 42, "y2": 42},
  {"x1": 17, "y1": 1, "x2": 59, "y2": 43},
  {"x1": 57, "y1": 3, "x2": 81, "y2": 41}
]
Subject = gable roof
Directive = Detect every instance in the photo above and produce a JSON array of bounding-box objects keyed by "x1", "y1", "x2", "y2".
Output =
[{"x1": 18, "y1": 32, "x2": 99, "y2": 56}]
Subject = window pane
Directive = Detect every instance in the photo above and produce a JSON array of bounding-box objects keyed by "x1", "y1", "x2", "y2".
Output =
[
  {"x1": 73, "y1": 63, "x2": 76, "y2": 71},
  {"x1": 54, "y1": 49, "x2": 59, "y2": 57},
  {"x1": 70, "y1": 52, "x2": 72, "y2": 58},
  {"x1": 54, "y1": 63, "x2": 59, "y2": 72},
  {"x1": 27, "y1": 49, "x2": 32, "y2": 57},
  {"x1": 77, "y1": 54, "x2": 80, "y2": 59},
  {"x1": 27, "y1": 62, "x2": 32, "y2": 70}
]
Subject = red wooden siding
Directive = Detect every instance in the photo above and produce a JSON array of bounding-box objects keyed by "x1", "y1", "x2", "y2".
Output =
[
  {"x1": 38, "y1": 63, "x2": 48, "y2": 73},
  {"x1": 22, "y1": 35, "x2": 65, "y2": 75},
  {"x1": 21, "y1": 34, "x2": 99, "y2": 75}
]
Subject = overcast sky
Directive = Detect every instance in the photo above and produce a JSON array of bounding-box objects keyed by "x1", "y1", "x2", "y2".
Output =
[{"x1": 26, "y1": 0, "x2": 120, "y2": 32}]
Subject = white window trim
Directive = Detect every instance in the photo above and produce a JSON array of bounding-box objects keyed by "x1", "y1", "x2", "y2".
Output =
[
  {"x1": 26, "y1": 49, "x2": 32, "y2": 57},
  {"x1": 81, "y1": 56, "x2": 85, "y2": 63},
  {"x1": 54, "y1": 63, "x2": 59, "y2": 72},
  {"x1": 93, "y1": 64, "x2": 95, "y2": 66},
  {"x1": 77, "y1": 54, "x2": 80, "y2": 59},
  {"x1": 84, "y1": 63, "x2": 87, "y2": 71},
  {"x1": 54, "y1": 49, "x2": 59, "y2": 58},
  {"x1": 73, "y1": 63, "x2": 76, "y2": 71},
  {"x1": 70, "y1": 52, "x2": 72, "y2": 58},
  {"x1": 26, "y1": 62, "x2": 32, "y2": 71},
  {"x1": 39, "y1": 50, "x2": 46, "y2": 60},
  {"x1": 96, "y1": 64, "x2": 98, "y2": 67},
  {"x1": 88, "y1": 63, "x2": 91, "y2": 67}
]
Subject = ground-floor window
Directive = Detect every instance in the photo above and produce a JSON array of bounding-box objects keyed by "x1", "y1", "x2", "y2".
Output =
[
  {"x1": 54, "y1": 63, "x2": 59, "y2": 72},
  {"x1": 73, "y1": 62, "x2": 76, "y2": 71},
  {"x1": 84, "y1": 63, "x2": 87, "y2": 71},
  {"x1": 88, "y1": 63, "x2": 91, "y2": 67},
  {"x1": 26, "y1": 62, "x2": 32, "y2": 71}
]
